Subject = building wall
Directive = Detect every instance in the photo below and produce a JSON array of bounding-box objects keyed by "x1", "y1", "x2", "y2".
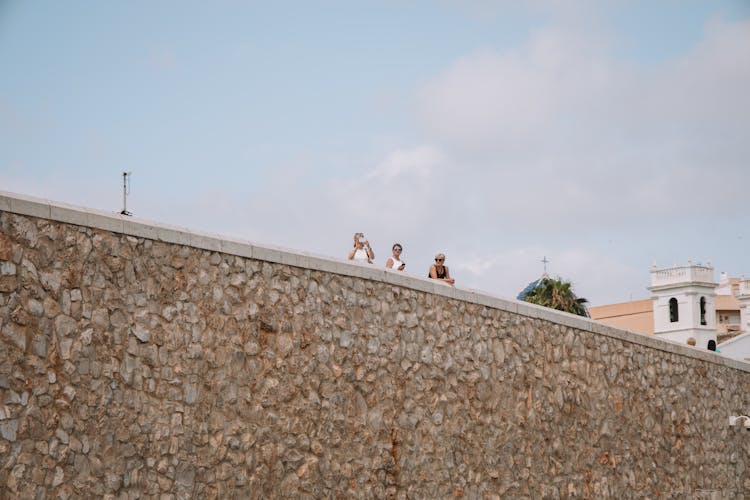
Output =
[
  {"x1": 2, "y1": 193, "x2": 750, "y2": 498},
  {"x1": 588, "y1": 299, "x2": 654, "y2": 335}
]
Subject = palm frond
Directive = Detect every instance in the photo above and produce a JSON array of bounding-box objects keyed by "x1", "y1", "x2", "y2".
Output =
[{"x1": 523, "y1": 277, "x2": 589, "y2": 317}]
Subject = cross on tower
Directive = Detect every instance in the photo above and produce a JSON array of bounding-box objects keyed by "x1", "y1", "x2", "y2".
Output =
[{"x1": 541, "y1": 256, "x2": 549, "y2": 274}]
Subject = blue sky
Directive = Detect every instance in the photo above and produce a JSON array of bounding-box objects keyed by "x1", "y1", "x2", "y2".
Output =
[{"x1": 2, "y1": 0, "x2": 749, "y2": 305}]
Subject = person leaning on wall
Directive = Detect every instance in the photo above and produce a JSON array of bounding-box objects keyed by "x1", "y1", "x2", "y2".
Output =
[
  {"x1": 348, "y1": 232, "x2": 374, "y2": 264},
  {"x1": 429, "y1": 252, "x2": 454, "y2": 285}
]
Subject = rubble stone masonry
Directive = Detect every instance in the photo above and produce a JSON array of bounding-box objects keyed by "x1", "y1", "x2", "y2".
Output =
[{"x1": 1, "y1": 192, "x2": 750, "y2": 498}]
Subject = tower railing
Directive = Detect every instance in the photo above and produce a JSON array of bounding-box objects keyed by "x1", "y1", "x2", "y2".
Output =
[{"x1": 650, "y1": 265, "x2": 714, "y2": 288}]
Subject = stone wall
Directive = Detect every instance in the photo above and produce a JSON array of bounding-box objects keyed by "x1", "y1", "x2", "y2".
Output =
[{"x1": 1, "y1": 192, "x2": 750, "y2": 499}]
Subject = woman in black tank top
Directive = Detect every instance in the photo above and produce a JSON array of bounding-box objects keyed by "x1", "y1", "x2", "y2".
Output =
[{"x1": 429, "y1": 253, "x2": 455, "y2": 285}]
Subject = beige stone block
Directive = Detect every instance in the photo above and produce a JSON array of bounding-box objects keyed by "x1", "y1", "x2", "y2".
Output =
[{"x1": 124, "y1": 220, "x2": 159, "y2": 240}]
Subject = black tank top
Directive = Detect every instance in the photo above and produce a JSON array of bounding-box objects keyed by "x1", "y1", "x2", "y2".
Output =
[{"x1": 430, "y1": 266, "x2": 447, "y2": 279}]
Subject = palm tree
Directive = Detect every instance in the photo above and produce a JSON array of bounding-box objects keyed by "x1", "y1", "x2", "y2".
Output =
[{"x1": 523, "y1": 277, "x2": 589, "y2": 317}]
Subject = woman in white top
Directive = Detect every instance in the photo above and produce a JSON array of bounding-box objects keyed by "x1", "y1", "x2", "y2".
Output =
[
  {"x1": 385, "y1": 243, "x2": 406, "y2": 271},
  {"x1": 348, "y1": 232, "x2": 374, "y2": 263}
]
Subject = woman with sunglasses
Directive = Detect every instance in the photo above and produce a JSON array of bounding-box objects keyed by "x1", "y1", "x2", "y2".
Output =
[
  {"x1": 385, "y1": 243, "x2": 406, "y2": 271},
  {"x1": 429, "y1": 253, "x2": 455, "y2": 285}
]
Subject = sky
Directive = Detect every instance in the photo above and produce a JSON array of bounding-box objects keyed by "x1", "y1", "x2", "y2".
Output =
[{"x1": 1, "y1": 0, "x2": 749, "y2": 306}]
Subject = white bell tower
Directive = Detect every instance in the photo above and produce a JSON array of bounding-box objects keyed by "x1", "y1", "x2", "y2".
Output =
[{"x1": 649, "y1": 261, "x2": 717, "y2": 347}]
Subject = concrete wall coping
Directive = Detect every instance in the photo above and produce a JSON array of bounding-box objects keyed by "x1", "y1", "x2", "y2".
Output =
[{"x1": 3, "y1": 190, "x2": 749, "y2": 373}]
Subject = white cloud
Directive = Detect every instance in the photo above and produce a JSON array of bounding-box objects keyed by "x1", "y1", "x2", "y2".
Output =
[
  {"x1": 417, "y1": 29, "x2": 615, "y2": 153},
  {"x1": 324, "y1": 146, "x2": 445, "y2": 233},
  {"x1": 364, "y1": 146, "x2": 442, "y2": 183},
  {"x1": 415, "y1": 19, "x2": 750, "y2": 229}
]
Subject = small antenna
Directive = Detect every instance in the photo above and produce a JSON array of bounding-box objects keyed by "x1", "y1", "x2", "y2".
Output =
[{"x1": 120, "y1": 171, "x2": 132, "y2": 216}]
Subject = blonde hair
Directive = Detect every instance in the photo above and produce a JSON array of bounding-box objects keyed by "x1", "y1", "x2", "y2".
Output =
[
  {"x1": 435, "y1": 253, "x2": 446, "y2": 260},
  {"x1": 353, "y1": 232, "x2": 363, "y2": 247}
]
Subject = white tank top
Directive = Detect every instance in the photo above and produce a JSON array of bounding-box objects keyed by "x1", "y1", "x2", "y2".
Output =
[
  {"x1": 389, "y1": 257, "x2": 403, "y2": 269},
  {"x1": 353, "y1": 248, "x2": 370, "y2": 262}
]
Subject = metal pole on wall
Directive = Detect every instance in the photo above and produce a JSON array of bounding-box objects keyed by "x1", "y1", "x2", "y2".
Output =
[{"x1": 120, "y1": 172, "x2": 132, "y2": 216}]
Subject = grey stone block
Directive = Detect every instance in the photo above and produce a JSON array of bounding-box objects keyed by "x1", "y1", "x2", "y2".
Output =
[
  {"x1": 365, "y1": 268, "x2": 387, "y2": 283},
  {"x1": 383, "y1": 269, "x2": 416, "y2": 288},
  {"x1": 291, "y1": 251, "x2": 323, "y2": 272},
  {"x1": 87, "y1": 210, "x2": 126, "y2": 234},
  {"x1": 0, "y1": 192, "x2": 13, "y2": 212},
  {"x1": 221, "y1": 237, "x2": 253, "y2": 259},
  {"x1": 345, "y1": 261, "x2": 380, "y2": 280},
  {"x1": 589, "y1": 320, "x2": 643, "y2": 346},
  {"x1": 124, "y1": 220, "x2": 159, "y2": 240},
  {"x1": 516, "y1": 301, "x2": 547, "y2": 320},
  {"x1": 726, "y1": 357, "x2": 750, "y2": 372},
  {"x1": 0, "y1": 419, "x2": 18, "y2": 441},
  {"x1": 156, "y1": 225, "x2": 191, "y2": 246},
  {"x1": 476, "y1": 292, "x2": 517, "y2": 313},
  {"x1": 515, "y1": 300, "x2": 590, "y2": 331},
  {"x1": 189, "y1": 232, "x2": 224, "y2": 253},
  {"x1": 275, "y1": 248, "x2": 306, "y2": 269},
  {"x1": 10, "y1": 194, "x2": 50, "y2": 219},
  {"x1": 408, "y1": 276, "x2": 438, "y2": 293},
  {"x1": 435, "y1": 282, "x2": 459, "y2": 300},
  {"x1": 251, "y1": 245, "x2": 282, "y2": 264},
  {"x1": 291, "y1": 254, "x2": 310, "y2": 270},
  {"x1": 455, "y1": 288, "x2": 485, "y2": 306},
  {"x1": 307, "y1": 255, "x2": 347, "y2": 275},
  {"x1": 50, "y1": 203, "x2": 89, "y2": 227}
]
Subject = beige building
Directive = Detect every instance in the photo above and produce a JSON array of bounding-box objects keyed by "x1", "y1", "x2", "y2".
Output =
[{"x1": 589, "y1": 299, "x2": 654, "y2": 335}]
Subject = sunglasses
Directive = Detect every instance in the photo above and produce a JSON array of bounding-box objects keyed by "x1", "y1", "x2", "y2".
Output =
[
  {"x1": 394, "y1": 248, "x2": 402, "y2": 252},
  {"x1": 435, "y1": 258, "x2": 444, "y2": 262}
]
